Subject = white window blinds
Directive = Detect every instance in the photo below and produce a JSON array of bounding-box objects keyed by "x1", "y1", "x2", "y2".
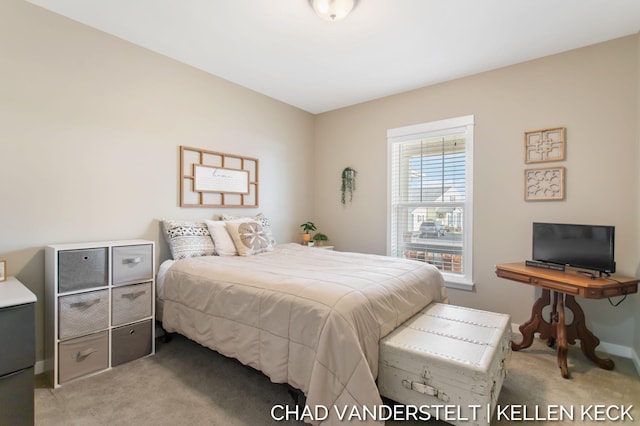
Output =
[{"x1": 387, "y1": 115, "x2": 474, "y2": 289}]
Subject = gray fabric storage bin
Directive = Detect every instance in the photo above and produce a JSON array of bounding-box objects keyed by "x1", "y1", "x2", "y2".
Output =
[
  {"x1": 112, "y1": 282, "x2": 152, "y2": 326},
  {"x1": 112, "y1": 244, "x2": 153, "y2": 286},
  {"x1": 58, "y1": 248, "x2": 108, "y2": 293},
  {"x1": 58, "y1": 290, "x2": 109, "y2": 340},
  {"x1": 58, "y1": 331, "x2": 108, "y2": 384},
  {"x1": 0, "y1": 303, "x2": 34, "y2": 375},
  {"x1": 111, "y1": 320, "x2": 152, "y2": 366}
]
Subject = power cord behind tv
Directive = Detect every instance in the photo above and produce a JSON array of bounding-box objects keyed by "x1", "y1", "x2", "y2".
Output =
[
  {"x1": 608, "y1": 295, "x2": 627, "y2": 307},
  {"x1": 604, "y1": 276, "x2": 629, "y2": 307}
]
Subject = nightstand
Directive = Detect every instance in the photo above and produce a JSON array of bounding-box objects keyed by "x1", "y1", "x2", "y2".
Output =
[{"x1": 0, "y1": 277, "x2": 37, "y2": 426}]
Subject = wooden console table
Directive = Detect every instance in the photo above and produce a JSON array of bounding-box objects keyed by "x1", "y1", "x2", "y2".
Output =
[{"x1": 495, "y1": 262, "x2": 638, "y2": 378}]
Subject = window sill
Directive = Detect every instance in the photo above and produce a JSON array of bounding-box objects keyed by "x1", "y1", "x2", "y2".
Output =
[{"x1": 442, "y1": 273, "x2": 475, "y2": 291}]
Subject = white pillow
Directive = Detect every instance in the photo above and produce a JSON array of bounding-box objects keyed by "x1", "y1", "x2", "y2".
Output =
[
  {"x1": 205, "y1": 220, "x2": 238, "y2": 256},
  {"x1": 225, "y1": 220, "x2": 274, "y2": 256}
]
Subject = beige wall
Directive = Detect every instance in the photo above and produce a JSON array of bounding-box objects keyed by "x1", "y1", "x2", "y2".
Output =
[
  {"x1": 314, "y1": 35, "x2": 640, "y2": 348},
  {"x1": 2, "y1": 0, "x2": 639, "y2": 366},
  {"x1": 0, "y1": 0, "x2": 315, "y2": 364}
]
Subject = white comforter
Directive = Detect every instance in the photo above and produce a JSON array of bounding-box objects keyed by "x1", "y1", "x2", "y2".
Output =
[{"x1": 161, "y1": 243, "x2": 447, "y2": 425}]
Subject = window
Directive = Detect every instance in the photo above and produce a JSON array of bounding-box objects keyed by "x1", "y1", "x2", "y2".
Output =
[{"x1": 387, "y1": 115, "x2": 474, "y2": 289}]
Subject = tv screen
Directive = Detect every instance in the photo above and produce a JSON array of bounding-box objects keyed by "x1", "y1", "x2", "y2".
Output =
[{"x1": 532, "y1": 222, "x2": 615, "y2": 274}]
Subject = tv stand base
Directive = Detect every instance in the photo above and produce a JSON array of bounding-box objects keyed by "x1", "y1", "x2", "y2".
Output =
[
  {"x1": 495, "y1": 262, "x2": 638, "y2": 379},
  {"x1": 512, "y1": 289, "x2": 613, "y2": 378}
]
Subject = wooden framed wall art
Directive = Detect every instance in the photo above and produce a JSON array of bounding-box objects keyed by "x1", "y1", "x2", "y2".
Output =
[
  {"x1": 0, "y1": 260, "x2": 6, "y2": 282},
  {"x1": 525, "y1": 166, "x2": 565, "y2": 201},
  {"x1": 180, "y1": 146, "x2": 259, "y2": 208},
  {"x1": 525, "y1": 127, "x2": 565, "y2": 163}
]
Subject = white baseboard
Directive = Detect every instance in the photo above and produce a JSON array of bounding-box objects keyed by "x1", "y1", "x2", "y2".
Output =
[
  {"x1": 598, "y1": 341, "x2": 633, "y2": 359},
  {"x1": 511, "y1": 322, "x2": 521, "y2": 336},
  {"x1": 510, "y1": 322, "x2": 640, "y2": 376},
  {"x1": 629, "y1": 347, "x2": 640, "y2": 376}
]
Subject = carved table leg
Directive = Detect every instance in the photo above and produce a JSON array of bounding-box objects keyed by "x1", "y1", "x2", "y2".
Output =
[
  {"x1": 547, "y1": 291, "x2": 558, "y2": 348},
  {"x1": 565, "y1": 295, "x2": 615, "y2": 370},
  {"x1": 512, "y1": 289, "x2": 551, "y2": 351},
  {"x1": 556, "y1": 292, "x2": 569, "y2": 378}
]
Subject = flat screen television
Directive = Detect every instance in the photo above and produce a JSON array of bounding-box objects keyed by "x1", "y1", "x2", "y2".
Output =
[{"x1": 532, "y1": 222, "x2": 615, "y2": 274}]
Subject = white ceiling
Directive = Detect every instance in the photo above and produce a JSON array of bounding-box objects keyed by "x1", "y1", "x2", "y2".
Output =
[{"x1": 26, "y1": 0, "x2": 640, "y2": 114}]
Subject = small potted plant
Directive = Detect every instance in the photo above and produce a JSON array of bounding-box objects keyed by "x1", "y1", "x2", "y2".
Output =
[
  {"x1": 312, "y1": 233, "x2": 329, "y2": 246},
  {"x1": 300, "y1": 221, "x2": 317, "y2": 245}
]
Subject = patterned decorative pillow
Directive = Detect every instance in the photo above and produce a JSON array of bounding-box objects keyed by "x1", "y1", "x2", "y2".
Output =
[
  {"x1": 162, "y1": 219, "x2": 215, "y2": 260},
  {"x1": 205, "y1": 220, "x2": 238, "y2": 256},
  {"x1": 225, "y1": 220, "x2": 274, "y2": 256},
  {"x1": 253, "y1": 213, "x2": 276, "y2": 246},
  {"x1": 222, "y1": 212, "x2": 276, "y2": 246}
]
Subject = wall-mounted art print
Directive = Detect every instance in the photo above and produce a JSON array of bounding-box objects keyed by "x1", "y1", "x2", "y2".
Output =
[
  {"x1": 0, "y1": 260, "x2": 6, "y2": 282},
  {"x1": 180, "y1": 146, "x2": 259, "y2": 208},
  {"x1": 525, "y1": 166, "x2": 565, "y2": 201},
  {"x1": 524, "y1": 127, "x2": 565, "y2": 163},
  {"x1": 193, "y1": 165, "x2": 249, "y2": 194}
]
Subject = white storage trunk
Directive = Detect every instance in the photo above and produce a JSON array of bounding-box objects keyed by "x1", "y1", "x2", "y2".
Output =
[{"x1": 378, "y1": 303, "x2": 511, "y2": 426}]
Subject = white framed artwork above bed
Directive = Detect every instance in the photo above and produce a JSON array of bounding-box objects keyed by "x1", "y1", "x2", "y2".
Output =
[
  {"x1": 179, "y1": 146, "x2": 259, "y2": 208},
  {"x1": 158, "y1": 214, "x2": 448, "y2": 426}
]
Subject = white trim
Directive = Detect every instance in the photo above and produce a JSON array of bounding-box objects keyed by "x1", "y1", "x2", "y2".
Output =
[
  {"x1": 462, "y1": 120, "x2": 474, "y2": 285},
  {"x1": 387, "y1": 115, "x2": 474, "y2": 141},
  {"x1": 386, "y1": 135, "x2": 393, "y2": 257},
  {"x1": 511, "y1": 322, "x2": 522, "y2": 336},
  {"x1": 442, "y1": 272, "x2": 475, "y2": 291},
  {"x1": 632, "y1": 348, "x2": 640, "y2": 376},
  {"x1": 444, "y1": 280, "x2": 475, "y2": 291},
  {"x1": 35, "y1": 359, "x2": 45, "y2": 375},
  {"x1": 598, "y1": 341, "x2": 634, "y2": 359},
  {"x1": 387, "y1": 115, "x2": 475, "y2": 285}
]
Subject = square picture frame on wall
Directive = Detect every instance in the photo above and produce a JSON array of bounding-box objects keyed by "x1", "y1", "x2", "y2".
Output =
[
  {"x1": 524, "y1": 127, "x2": 565, "y2": 163},
  {"x1": 524, "y1": 166, "x2": 565, "y2": 201}
]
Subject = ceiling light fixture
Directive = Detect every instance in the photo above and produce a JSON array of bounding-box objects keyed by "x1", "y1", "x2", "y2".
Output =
[{"x1": 310, "y1": 0, "x2": 356, "y2": 22}]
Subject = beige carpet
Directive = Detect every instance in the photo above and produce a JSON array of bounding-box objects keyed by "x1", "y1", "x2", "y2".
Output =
[{"x1": 35, "y1": 334, "x2": 640, "y2": 425}]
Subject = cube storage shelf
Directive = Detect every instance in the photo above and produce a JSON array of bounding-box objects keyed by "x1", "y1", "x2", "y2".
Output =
[{"x1": 45, "y1": 240, "x2": 155, "y2": 388}]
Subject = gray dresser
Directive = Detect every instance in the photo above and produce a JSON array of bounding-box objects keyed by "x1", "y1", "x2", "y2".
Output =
[
  {"x1": 0, "y1": 277, "x2": 37, "y2": 426},
  {"x1": 45, "y1": 240, "x2": 155, "y2": 387}
]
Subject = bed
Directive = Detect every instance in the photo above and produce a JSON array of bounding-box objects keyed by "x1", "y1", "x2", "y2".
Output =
[{"x1": 157, "y1": 221, "x2": 447, "y2": 426}]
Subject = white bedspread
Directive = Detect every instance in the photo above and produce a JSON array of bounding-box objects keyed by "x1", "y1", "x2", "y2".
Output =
[{"x1": 161, "y1": 243, "x2": 447, "y2": 425}]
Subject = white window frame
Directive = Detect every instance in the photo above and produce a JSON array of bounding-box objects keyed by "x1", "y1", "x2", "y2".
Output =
[{"x1": 387, "y1": 115, "x2": 474, "y2": 290}]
